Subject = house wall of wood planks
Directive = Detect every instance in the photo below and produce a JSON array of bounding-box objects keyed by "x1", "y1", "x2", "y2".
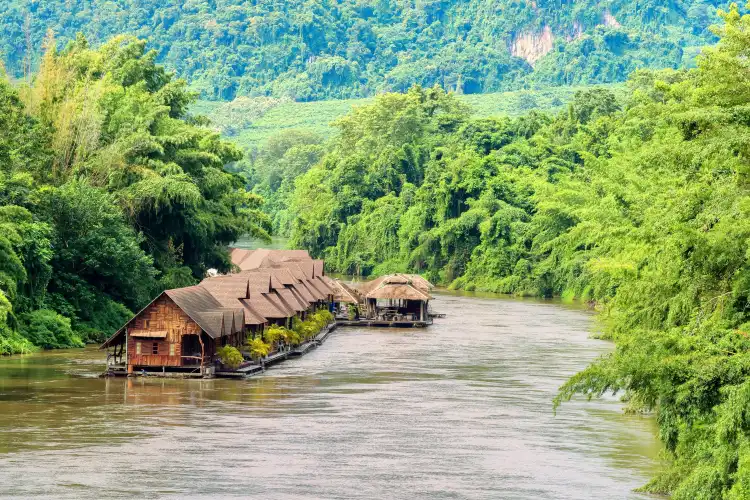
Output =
[{"x1": 126, "y1": 295, "x2": 202, "y2": 368}]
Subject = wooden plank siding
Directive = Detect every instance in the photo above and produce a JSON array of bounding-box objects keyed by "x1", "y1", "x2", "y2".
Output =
[{"x1": 126, "y1": 295, "x2": 202, "y2": 368}]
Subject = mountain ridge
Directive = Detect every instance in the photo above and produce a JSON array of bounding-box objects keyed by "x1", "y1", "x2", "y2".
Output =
[{"x1": 0, "y1": 0, "x2": 728, "y2": 101}]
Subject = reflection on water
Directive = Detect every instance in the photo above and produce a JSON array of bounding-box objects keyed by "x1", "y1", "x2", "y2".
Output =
[{"x1": 0, "y1": 291, "x2": 661, "y2": 499}]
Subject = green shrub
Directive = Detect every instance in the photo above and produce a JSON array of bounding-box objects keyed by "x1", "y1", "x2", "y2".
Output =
[
  {"x1": 216, "y1": 345, "x2": 243, "y2": 369},
  {"x1": 245, "y1": 337, "x2": 271, "y2": 360},
  {"x1": 18, "y1": 309, "x2": 83, "y2": 349},
  {"x1": 348, "y1": 305, "x2": 358, "y2": 320},
  {"x1": 0, "y1": 324, "x2": 37, "y2": 355}
]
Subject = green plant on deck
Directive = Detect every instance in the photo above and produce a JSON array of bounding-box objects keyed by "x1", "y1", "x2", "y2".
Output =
[
  {"x1": 245, "y1": 337, "x2": 271, "y2": 361},
  {"x1": 290, "y1": 310, "x2": 333, "y2": 342},
  {"x1": 263, "y1": 325, "x2": 289, "y2": 348},
  {"x1": 216, "y1": 345, "x2": 243, "y2": 370},
  {"x1": 292, "y1": 317, "x2": 317, "y2": 341},
  {"x1": 311, "y1": 310, "x2": 333, "y2": 329},
  {"x1": 347, "y1": 305, "x2": 359, "y2": 320}
]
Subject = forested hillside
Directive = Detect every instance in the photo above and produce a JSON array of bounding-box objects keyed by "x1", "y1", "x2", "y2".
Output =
[
  {"x1": 0, "y1": 35, "x2": 268, "y2": 354},
  {"x1": 280, "y1": 7, "x2": 750, "y2": 497},
  {"x1": 1, "y1": 0, "x2": 728, "y2": 100}
]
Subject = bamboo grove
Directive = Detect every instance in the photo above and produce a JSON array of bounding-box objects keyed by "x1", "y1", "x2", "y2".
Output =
[
  {"x1": 269, "y1": 7, "x2": 750, "y2": 497},
  {"x1": 0, "y1": 35, "x2": 270, "y2": 353}
]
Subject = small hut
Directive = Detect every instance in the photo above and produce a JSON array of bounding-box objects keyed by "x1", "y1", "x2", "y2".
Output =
[{"x1": 360, "y1": 275, "x2": 433, "y2": 322}]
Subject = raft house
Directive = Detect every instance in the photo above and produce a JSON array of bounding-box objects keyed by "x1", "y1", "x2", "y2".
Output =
[
  {"x1": 340, "y1": 274, "x2": 436, "y2": 328},
  {"x1": 100, "y1": 250, "x2": 440, "y2": 378},
  {"x1": 101, "y1": 249, "x2": 340, "y2": 378}
]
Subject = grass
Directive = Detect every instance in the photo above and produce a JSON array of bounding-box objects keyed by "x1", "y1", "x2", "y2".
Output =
[{"x1": 194, "y1": 84, "x2": 627, "y2": 151}]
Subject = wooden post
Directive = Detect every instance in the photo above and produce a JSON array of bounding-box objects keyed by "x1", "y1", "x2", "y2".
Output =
[{"x1": 198, "y1": 333, "x2": 205, "y2": 372}]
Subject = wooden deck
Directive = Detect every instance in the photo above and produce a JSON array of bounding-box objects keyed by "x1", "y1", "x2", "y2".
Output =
[
  {"x1": 103, "y1": 315, "x2": 440, "y2": 380},
  {"x1": 335, "y1": 318, "x2": 432, "y2": 328}
]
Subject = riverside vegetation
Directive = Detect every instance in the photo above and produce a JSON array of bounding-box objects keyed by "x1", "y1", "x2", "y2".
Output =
[
  {"x1": 245, "y1": 7, "x2": 750, "y2": 498},
  {"x1": 0, "y1": 35, "x2": 271, "y2": 354}
]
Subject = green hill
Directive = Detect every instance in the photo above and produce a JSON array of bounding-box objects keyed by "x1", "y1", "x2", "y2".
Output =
[
  {"x1": 193, "y1": 83, "x2": 627, "y2": 149},
  {"x1": 1, "y1": 0, "x2": 729, "y2": 101}
]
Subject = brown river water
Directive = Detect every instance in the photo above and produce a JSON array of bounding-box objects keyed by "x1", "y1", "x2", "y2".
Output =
[{"x1": 0, "y1": 291, "x2": 661, "y2": 499}]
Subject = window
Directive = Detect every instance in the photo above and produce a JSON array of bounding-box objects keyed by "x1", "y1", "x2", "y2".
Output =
[
  {"x1": 169, "y1": 343, "x2": 175, "y2": 356},
  {"x1": 152, "y1": 342, "x2": 159, "y2": 355},
  {"x1": 135, "y1": 342, "x2": 141, "y2": 355},
  {"x1": 144, "y1": 319, "x2": 150, "y2": 328}
]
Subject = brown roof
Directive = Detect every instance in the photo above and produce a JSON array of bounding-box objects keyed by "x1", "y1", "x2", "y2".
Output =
[
  {"x1": 200, "y1": 275, "x2": 249, "y2": 303},
  {"x1": 356, "y1": 273, "x2": 434, "y2": 295},
  {"x1": 330, "y1": 279, "x2": 363, "y2": 304},
  {"x1": 199, "y1": 275, "x2": 270, "y2": 325},
  {"x1": 276, "y1": 288, "x2": 307, "y2": 312},
  {"x1": 289, "y1": 283, "x2": 315, "y2": 305},
  {"x1": 265, "y1": 291, "x2": 295, "y2": 317},
  {"x1": 245, "y1": 291, "x2": 286, "y2": 319},
  {"x1": 267, "y1": 267, "x2": 297, "y2": 287},
  {"x1": 366, "y1": 283, "x2": 433, "y2": 301},
  {"x1": 242, "y1": 271, "x2": 272, "y2": 293},
  {"x1": 280, "y1": 262, "x2": 308, "y2": 281},
  {"x1": 166, "y1": 286, "x2": 245, "y2": 338},
  {"x1": 307, "y1": 277, "x2": 331, "y2": 297},
  {"x1": 238, "y1": 300, "x2": 268, "y2": 325},
  {"x1": 293, "y1": 260, "x2": 315, "y2": 280},
  {"x1": 313, "y1": 259, "x2": 325, "y2": 277},
  {"x1": 230, "y1": 248, "x2": 313, "y2": 271},
  {"x1": 302, "y1": 279, "x2": 327, "y2": 301},
  {"x1": 314, "y1": 276, "x2": 335, "y2": 295}
]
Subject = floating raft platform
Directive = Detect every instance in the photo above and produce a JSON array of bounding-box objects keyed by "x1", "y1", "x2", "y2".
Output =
[{"x1": 335, "y1": 319, "x2": 432, "y2": 328}]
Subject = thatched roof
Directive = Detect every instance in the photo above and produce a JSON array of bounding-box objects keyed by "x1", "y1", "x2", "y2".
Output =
[
  {"x1": 328, "y1": 279, "x2": 363, "y2": 304},
  {"x1": 356, "y1": 273, "x2": 434, "y2": 295},
  {"x1": 366, "y1": 283, "x2": 433, "y2": 301},
  {"x1": 403, "y1": 274, "x2": 434, "y2": 292}
]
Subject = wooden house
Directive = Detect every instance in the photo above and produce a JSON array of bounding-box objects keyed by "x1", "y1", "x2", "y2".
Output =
[
  {"x1": 101, "y1": 248, "x2": 336, "y2": 376},
  {"x1": 100, "y1": 286, "x2": 245, "y2": 375}
]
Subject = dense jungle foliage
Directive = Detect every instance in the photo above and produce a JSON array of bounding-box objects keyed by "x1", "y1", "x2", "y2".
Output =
[
  {"x1": 278, "y1": 6, "x2": 750, "y2": 497},
  {"x1": 0, "y1": 34, "x2": 269, "y2": 354},
  {"x1": 1, "y1": 0, "x2": 729, "y2": 100}
]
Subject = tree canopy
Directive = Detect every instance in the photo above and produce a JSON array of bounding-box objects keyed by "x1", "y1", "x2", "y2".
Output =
[
  {"x1": 0, "y1": 0, "x2": 731, "y2": 100},
  {"x1": 0, "y1": 35, "x2": 269, "y2": 352},
  {"x1": 277, "y1": 6, "x2": 750, "y2": 497}
]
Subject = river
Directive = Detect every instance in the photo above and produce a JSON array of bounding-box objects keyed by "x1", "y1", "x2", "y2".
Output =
[{"x1": 0, "y1": 291, "x2": 660, "y2": 499}]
